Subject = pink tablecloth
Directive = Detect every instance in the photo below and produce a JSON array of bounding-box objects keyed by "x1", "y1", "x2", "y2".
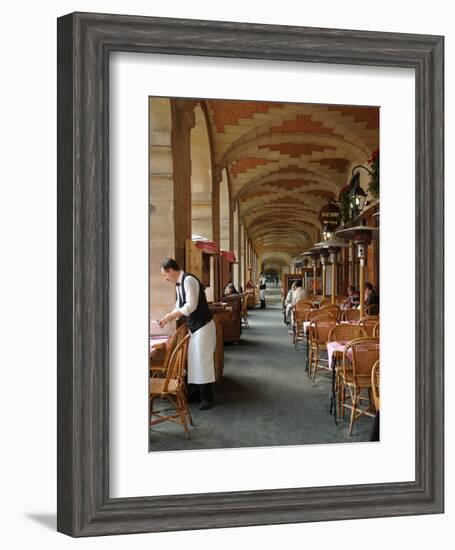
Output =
[
  {"x1": 326, "y1": 341, "x2": 352, "y2": 368},
  {"x1": 149, "y1": 336, "x2": 170, "y2": 355}
]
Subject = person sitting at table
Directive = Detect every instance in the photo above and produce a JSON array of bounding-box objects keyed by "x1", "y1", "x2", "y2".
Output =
[
  {"x1": 343, "y1": 285, "x2": 360, "y2": 309},
  {"x1": 365, "y1": 282, "x2": 379, "y2": 314},
  {"x1": 284, "y1": 282, "x2": 297, "y2": 324},
  {"x1": 223, "y1": 282, "x2": 239, "y2": 296},
  {"x1": 292, "y1": 280, "x2": 309, "y2": 305}
]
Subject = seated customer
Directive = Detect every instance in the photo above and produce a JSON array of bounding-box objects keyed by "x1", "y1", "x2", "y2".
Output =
[
  {"x1": 292, "y1": 280, "x2": 309, "y2": 305},
  {"x1": 365, "y1": 282, "x2": 379, "y2": 314},
  {"x1": 223, "y1": 282, "x2": 239, "y2": 296},
  {"x1": 284, "y1": 282, "x2": 297, "y2": 324},
  {"x1": 343, "y1": 285, "x2": 360, "y2": 309}
]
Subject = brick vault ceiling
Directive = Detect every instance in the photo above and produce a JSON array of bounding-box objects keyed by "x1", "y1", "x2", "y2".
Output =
[{"x1": 204, "y1": 99, "x2": 379, "y2": 257}]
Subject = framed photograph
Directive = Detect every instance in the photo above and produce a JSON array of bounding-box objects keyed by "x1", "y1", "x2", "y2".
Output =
[{"x1": 57, "y1": 12, "x2": 444, "y2": 536}]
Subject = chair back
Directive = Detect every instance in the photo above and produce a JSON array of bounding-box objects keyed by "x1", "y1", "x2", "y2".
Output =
[
  {"x1": 336, "y1": 296, "x2": 349, "y2": 305},
  {"x1": 164, "y1": 323, "x2": 188, "y2": 366},
  {"x1": 344, "y1": 337, "x2": 380, "y2": 380},
  {"x1": 342, "y1": 308, "x2": 360, "y2": 322},
  {"x1": 373, "y1": 321, "x2": 380, "y2": 338},
  {"x1": 240, "y1": 294, "x2": 249, "y2": 316},
  {"x1": 309, "y1": 317, "x2": 337, "y2": 343},
  {"x1": 295, "y1": 300, "x2": 313, "y2": 312},
  {"x1": 306, "y1": 308, "x2": 335, "y2": 322},
  {"x1": 371, "y1": 359, "x2": 380, "y2": 410},
  {"x1": 163, "y1": 334, "x2": 190, "y2": 392},
  {"x1": 358, "y1": 317, "x2": 379, "y2": 337},
  {"x1": 293, "y1": 305, "x2": 309, "y2": 328},
  {"x1": 328, "y1": 323, "x2": 366, "y2": 343},
  {"x1": 319, "y1": 304, "x2": 341, "y2": 321},
  {"x1": 365, "y1": 304, "x2": 379, "y2": 316}
]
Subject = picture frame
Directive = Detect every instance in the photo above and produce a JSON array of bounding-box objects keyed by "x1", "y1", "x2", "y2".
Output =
[{"x1": 57, "y1": 11, "x2": 444, "y2": 536}]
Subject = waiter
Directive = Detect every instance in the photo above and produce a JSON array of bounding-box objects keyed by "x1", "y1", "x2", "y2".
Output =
[{"x1": 158, "y1": 258, "x2": 216, "y2": 410}]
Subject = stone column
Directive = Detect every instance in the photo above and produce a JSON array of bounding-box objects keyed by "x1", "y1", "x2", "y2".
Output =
[
  {"x1": 212, "y1": 167, "x2": 222, "y2": 301},
  {"x1": 149, "y1": 98, "x2": 177, "y2": 328},
  {"x1": 171, "y1": 99, "x2": 197, "y2": 268}
]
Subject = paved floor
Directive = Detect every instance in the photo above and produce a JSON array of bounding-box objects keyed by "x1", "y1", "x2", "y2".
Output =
[{"x1": 149, "y1": 285, "x2": 374, "y2": 452}]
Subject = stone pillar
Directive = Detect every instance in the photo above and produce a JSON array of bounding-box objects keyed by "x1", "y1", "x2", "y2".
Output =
[
  {"x1": 229, "y1": 201, "x2": 234, "y2": 252},
  {"x1": 237, "y1": 205, "x2": 242, "y2": 292},
  {"x1": 212, "y1": 167, "x2": 221, "y2": 301},
  {"x1": 149, "y1": 98, "x2": 177, "y2": 329},
  {"x1": 171, "y1": 99, "x2": 197, "y2": 268}
]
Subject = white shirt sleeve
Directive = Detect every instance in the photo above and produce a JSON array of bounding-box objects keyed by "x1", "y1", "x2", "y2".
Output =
[
  {"x1": 177, "y1": 275, "x2": 199, "y2": 316},
  {"x1": 172, "y1": 289, "x2": 179, "y2": 313}
]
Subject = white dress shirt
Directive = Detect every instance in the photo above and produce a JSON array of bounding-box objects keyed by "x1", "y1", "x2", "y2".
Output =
[
  {"x1": 292, "y1": 287, "x2": 310, "y2": 305},
  {"x1": 173, "y1": 270, "x2": 199, "y2": 317}
]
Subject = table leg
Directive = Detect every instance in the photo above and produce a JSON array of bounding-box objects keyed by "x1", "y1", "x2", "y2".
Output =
[
  {"x1": 329, "y1": 355, "x2": 338, "y2": 425},
  {"x1": 305, "y1": 331, "x2": 309, "y2": 373}
]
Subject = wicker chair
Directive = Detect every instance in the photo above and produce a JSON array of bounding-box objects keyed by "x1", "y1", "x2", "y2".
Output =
[
  {"x1": 309, "y1": 317, "x2": 338, "y2": 381},
  {"x1": 358, "y1": 316, "x2": 379, "y2": 337},
  {"x1": 365, "y1": 304, "x2": 379, "y2": 316},
  {"x1": 328, "y1": 324, "x2": 367, "y2": 416},
  {"x1": 373, "y1": 321, "x2": 380, "y2": 338},
  {"x1": 371, "y1": 359, "x2": 380, "y2": 410},
  {"x1": 240, "y1": 293, "x2": 250, "y2": 328},
  {"x1": 293, "y1": 303, "x2": 312, "y2": 348},
  {"x1": 342, "y1": 308, "x2": 361, "y2": 322},
  {"x1": 295, "y1": 300, "x2": 313, "y2": 310},
  {"x1": 150, "y1": 324, "x2": 188, "y2": 378},
  {"x1": 319, "y1": 297, "x2": 333, "y2": 307},
  {"x1": 150, "y1": 333, "x2": 192, "y2": 438},
  {"x1": 306, "y1": 308, "x2": 335, "y2": 322},
  {"x1": 319, "y1": 304, "x2": 341, "y2": 321},
  {"x1": 340, "y1": 337, "x2": 380, "y2": 435}
]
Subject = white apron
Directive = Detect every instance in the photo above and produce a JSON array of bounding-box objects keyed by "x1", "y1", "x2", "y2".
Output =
[{"x1": 187, "y1": 319, "x2": 216, "y2": 384}]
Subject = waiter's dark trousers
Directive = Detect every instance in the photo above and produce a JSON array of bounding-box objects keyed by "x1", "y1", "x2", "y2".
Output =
[{"x1": 187, "y1": 382, "x2": 214, "y2": 403}]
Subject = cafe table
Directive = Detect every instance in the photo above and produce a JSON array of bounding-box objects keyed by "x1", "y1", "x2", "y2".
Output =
[{"x1": 149, "y1": 335, "x2": 170, "y2": 358}]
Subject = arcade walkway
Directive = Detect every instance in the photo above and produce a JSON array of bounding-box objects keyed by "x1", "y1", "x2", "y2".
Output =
[{"x1": 149, "y1": 285, "x2": 373, "y2": 452}]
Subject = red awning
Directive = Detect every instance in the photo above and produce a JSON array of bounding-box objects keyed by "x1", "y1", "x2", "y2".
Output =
[
  {"x1": 221, "y1": 249, "x2": 237, "y2": 263},
  {"x1": 192, "y1": 234, "x2": 219, "y2": 254}
]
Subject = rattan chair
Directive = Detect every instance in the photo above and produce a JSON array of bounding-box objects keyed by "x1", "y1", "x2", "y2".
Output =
[
  {"x1": 373, "y1": 321, "x2": 380, "y2": 338},
  {"x1": 150, "y1": 333, "x2": 192, "y2": 438},
  {"x1": 319, "y1": 303, "x2": 341, "y2": 321},
  {"x1": 342, "y1": 308, "x2": 361, "y2": 322},
  {"x1": 293, "y1": 303, "x2": 312, "y2": 348},
  {"x1": 295, "y1": 300, "x2": 313, "y2": 311},
  {"x1": 371, "y1": 359, "x2": 380, "y2": 410},
  {"x1": 340, "y1": 337, "x2": 380, "y2": 435},
  {"x1": 328, "y1": 324, "x2": 367, "y2": 416},
  {"x1": 240, "y1": 293, "x2": 250, "y2": 328},
  {"x1": 309, "y1": 317, "x2": 338, "y2": 381},
  {"x1": 319, "y1": 297, "x2": 333, "y2": 307},
  {"x1": 150, "y1": 324, "x2": 188, "y2": 378},
  {"x1": 365, "y1": 304, "x2": 379, "y2": 316},
  {"x1": 358, "y1": 317, "x2": 379, "y2": 337}
]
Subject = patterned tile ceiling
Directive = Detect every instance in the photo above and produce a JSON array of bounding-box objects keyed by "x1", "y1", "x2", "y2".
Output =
[{"x1": 203, "y1": 99, "x2": 379, "y2": 258}]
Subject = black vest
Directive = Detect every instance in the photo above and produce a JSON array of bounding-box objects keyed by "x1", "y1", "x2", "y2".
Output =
[{"x1": 177, "y1": 272, "x2": 213, "y2": 333}]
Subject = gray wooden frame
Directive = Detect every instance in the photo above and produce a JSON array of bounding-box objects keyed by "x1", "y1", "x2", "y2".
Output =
[{"x1": 57, "y1": 12, "x2": 444, "y2": 537}]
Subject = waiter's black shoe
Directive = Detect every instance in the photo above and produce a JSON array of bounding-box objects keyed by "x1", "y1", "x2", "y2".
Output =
[
  {"x1": 198, "y1": 383, "x2": 214, "y2": 410},
  {"x1": 186, "y1": 383, "x2": 200, "y2": 403}
]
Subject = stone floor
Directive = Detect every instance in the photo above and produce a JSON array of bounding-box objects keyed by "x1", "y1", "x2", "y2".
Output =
[{"x1": 149, "y1": 285, "x2": 374, "y2": 452}]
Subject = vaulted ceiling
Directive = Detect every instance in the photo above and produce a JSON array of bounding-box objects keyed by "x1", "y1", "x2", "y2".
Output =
[{"x1": 203, "y1": 99, "x2": 379, "y2": 259}]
